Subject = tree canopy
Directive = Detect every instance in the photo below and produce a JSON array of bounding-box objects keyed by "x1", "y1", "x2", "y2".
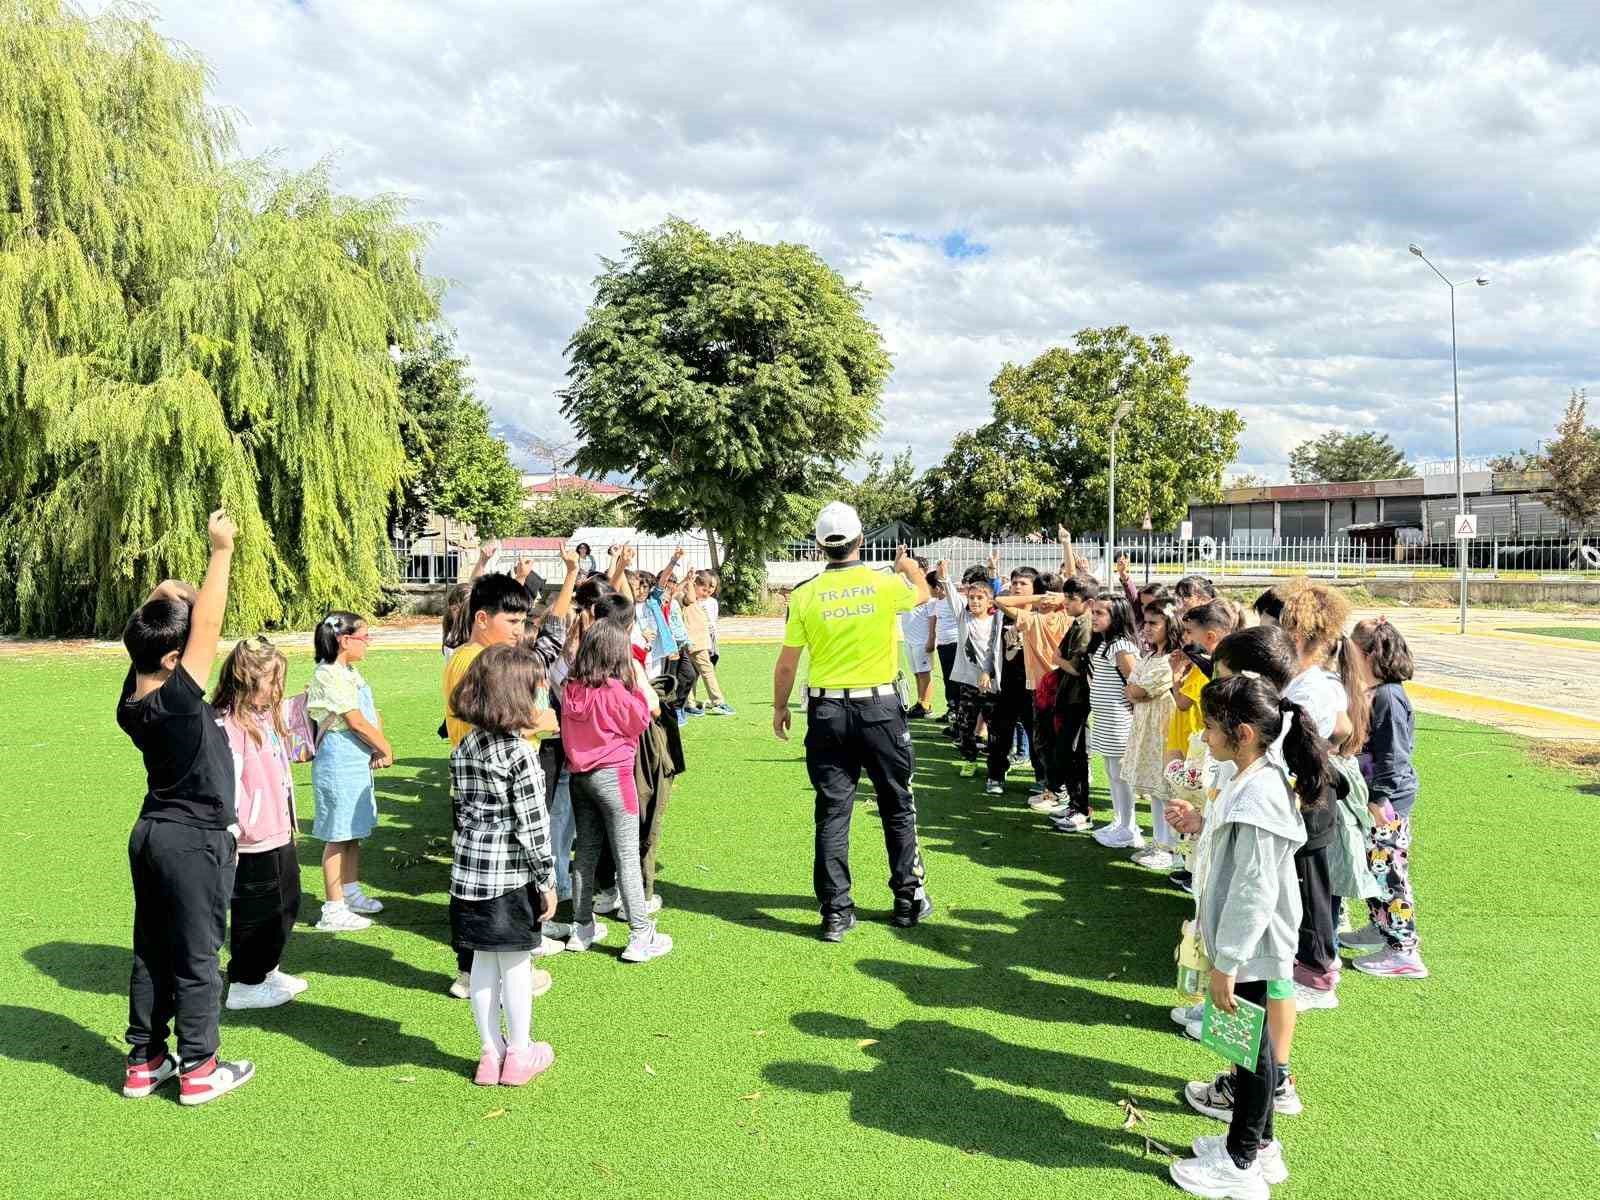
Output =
[
  {"x1": 395, "y1": 330, "x2": 523, "y2": 540},
  {"x1": 1287, "y1": 430, "x2": 1415, "y2": 484},
  {"x1": 1542, "y1": 389, "x2": 1600, "y2": 527},
  {"x1": 516, "y1": 485, "x2": 629, "y2": 540},
  {"x1": 561, "y1": 217, "x2": 890, "y2": 607},
  {"x1": 916, "y1": 327, "x2": 1242, "y2": 538},
  {"x1": 0, "y1": 0, "x2": 438, "y2": 636}
]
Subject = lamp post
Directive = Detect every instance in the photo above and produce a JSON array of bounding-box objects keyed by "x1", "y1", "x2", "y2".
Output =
[
  {"x1": 1409, "y1": 244, "x2": 1489, "y2": 636},
  {"x1": 1108, "y1": 397, "x2": 1134, "y2": 577}
]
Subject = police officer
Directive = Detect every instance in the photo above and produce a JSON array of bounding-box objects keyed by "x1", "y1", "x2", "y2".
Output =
[{"x1": 773, "y1": 501, "x2": 933, "y2": 942}]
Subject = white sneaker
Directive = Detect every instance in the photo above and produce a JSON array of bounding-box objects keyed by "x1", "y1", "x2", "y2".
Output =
[
  {"x1": 316, "y1": 903, "x2": 372, "y2": 932},
  {"x1": 1191, "y1": 1135, "x2": 1289, "y2": 1186},
  {"x1": 266, "y1": 968, "x2": 308, "y2": 996},
  {"x1": 448, "y1": 970, "x2": 471, "y2": 999},
  {"x1": 344, "y1": 889, "x2": 384, "y2": 915},
  {"x1": 984, "y1": 780, "x2": 1004, "y2": 796},
  {"x1": 1184, "y1": 1017, "x2": 1204, "y2": 1043},
  {"x1": 531, "y1": 935, "x2": 566, "y2": 958},
  {"x1": 593, "y1": 888, "x2": 621, "y2": 915},
  {"x1": 1052, "y1": 812, "x2": 1092, "y2": 833},
  {"x1": 1132, "y1": 847, "x2": 1178, "y2": 872},
  {"x1": 1294, "y1": 982, "x2": 1339, "y2": 1011},
  {"x1": 1170, "y1": 1002, "x2": 1203, "y2": 1028},
  {"x1": 544, "y1": 920, "x2": 607, "y2": 942},
  {"x1": 224, "y1": 980, "x2": 295, "y2": 1010},
  {"x1": 645, "y1": 894, "x2": 663, "y2": 916},
  {"x1": 531, "y1": 968, "x2": 554, "y2": 997},
  {"x1": 564, "y1": 920, "x2": 608, "y2": 952},
  {"x1": 1091, "y1": 823, "x2": 1136, "y2": 848},
  {"x1": 1170, "y1": 1150, "x2": 1269, "y2": 1199},
  {"x1": 621, "y1": 924, "x2": 674, "y2": 964}
]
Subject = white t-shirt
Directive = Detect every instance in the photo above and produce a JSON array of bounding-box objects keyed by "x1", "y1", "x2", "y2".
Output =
[
  {"x1": 933, "y1": 593, "x2": 961, "y2": 646},
  {"x1": 900, "y1": 601, "x2": 934, "y2": 649},
  {"x1": 1285, "y1": 668, "x2": 1346, "y2": 741}
]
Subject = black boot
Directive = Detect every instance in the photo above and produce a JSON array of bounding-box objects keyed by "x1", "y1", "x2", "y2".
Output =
[{"x1": 890, "y1": 891, "x2": 934, "y2": 928}]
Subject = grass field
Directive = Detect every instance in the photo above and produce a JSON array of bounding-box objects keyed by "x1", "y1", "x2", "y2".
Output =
[
  {"x1": 1, "y1": 644, "x2": 1592, "y2": 1199},
  {"x1": 1501, "y1": 625, "x2": 1600, "y2": 643}
]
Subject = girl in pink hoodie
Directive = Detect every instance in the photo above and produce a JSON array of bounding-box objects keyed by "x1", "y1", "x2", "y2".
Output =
[
  {"x1": 561, "y1": 617, "x2": 673, "y2": 963},
  {"x1": 212, "y1": 639, "x2": 309, "y2": 1011}
]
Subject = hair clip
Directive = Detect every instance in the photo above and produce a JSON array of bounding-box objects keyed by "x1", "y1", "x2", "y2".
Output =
[{"x1": 1239, "y1": 669, "x2": 1261, "y2": 680}]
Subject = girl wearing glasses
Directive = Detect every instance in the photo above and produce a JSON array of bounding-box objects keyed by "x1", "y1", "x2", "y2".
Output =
[{"x1": 309, "y1": 611, "x2": 393, "y2": 932}]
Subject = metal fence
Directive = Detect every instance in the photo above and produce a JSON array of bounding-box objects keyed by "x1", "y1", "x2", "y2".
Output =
[{"x1": 770, "y1": 534, "x2": 1600, "y2": 582}]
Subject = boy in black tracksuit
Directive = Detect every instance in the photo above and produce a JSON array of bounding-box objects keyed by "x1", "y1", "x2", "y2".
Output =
[
  {"x1": 115, "y1": 509, "x2": 255, "y2": 1106},
  {"x1": 1049, "y1": 579, "x2": 1097, "y2": 830}
]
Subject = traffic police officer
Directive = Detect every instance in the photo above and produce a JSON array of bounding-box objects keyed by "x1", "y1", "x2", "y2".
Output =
[{"x1": 772, "y1": 501, "x2": 933, "y2": 942}]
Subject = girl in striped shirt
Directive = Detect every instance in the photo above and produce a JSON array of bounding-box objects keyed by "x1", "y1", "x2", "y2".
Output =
[{"x1": 1087, "y1": 596, "x2": 1142, "y2": 849}]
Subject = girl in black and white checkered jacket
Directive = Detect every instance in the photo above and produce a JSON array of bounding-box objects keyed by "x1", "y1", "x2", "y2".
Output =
[{"x1": 447, "y1": 642, "x2": 560, "y2": 1088}]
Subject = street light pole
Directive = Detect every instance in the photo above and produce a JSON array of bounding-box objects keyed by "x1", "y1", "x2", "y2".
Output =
[
  {"x1": 1109, "y1": 398, "x2": 1134, "y2": 577},
  {"x1": 1409, "y1": 244, "x2": 1489, "y2": 636}
]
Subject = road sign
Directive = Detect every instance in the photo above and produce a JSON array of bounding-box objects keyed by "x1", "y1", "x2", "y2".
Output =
[{"x1": 1453, "y1": 514, "x2": 1478, "y2": 539}]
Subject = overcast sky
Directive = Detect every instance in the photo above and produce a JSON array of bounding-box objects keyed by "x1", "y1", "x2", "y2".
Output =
[{"x1": 133, "y1": 1, "x2": 1600, "y2": 480}]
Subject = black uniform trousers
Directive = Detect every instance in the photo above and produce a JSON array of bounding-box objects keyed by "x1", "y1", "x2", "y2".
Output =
[
  {"x1": 1051, "y1": 702, "x2": 1092, "y2": 817},
  {"x1": 805, "y1": 693, "x2": 926, "y2": 918},
  {"x1": 228, "y1": 842, "x2": 301, "y2": 986},
  {"x1": 1226, "y1": 979, "x2": 1277, "y2": 1165},
  {"x1": 127, "y1": 817, "x2": 235, "y2": 1066}
]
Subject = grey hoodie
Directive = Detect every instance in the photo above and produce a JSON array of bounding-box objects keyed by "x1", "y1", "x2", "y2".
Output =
[{"x1": 1199, "y1": 737, "x2": 1308, "y2": 983}]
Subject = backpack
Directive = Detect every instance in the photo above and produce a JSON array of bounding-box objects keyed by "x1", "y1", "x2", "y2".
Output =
[{"x1": 280, "y1": 692, "x2": 322, "y2": 763}]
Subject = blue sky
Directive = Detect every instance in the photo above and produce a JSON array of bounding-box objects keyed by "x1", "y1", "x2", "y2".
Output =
[{"x1": 126, "y1": 0, "x2": 1600, "y2": 480}]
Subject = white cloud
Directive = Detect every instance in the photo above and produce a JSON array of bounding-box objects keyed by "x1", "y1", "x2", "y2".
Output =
[{"x1": 120, "y1": 0, "x2": 1600, "y2": 478}]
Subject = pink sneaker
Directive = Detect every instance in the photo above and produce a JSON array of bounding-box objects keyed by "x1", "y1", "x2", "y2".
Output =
[
  {"x1": 499, "y1": 1042, "x2": 554, "y2": 1086},
  {"x1": 1353, "y1": 946, "x2": 1430, "y2": 978},
  {"x1": 474, "y1": 1048, "x2": 503, "y2": 1086}
]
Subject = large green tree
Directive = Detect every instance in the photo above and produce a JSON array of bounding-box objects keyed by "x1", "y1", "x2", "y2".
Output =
[
  {"x1": 516, "y1": 484, "x2": 629, "y2": 540},
  {"x1": 1288, "y1": 430, "x2": 1415, "y2": 483},
  {"x1": 395, "y1": 330, "x2": 523, "y2": 540},
  {"x1": 561, "y1": 217, "x2": 890, "y2": 608},
  {"x1": 0, "y1": 0, "x2": 437, "y2": 636},
  {"x1": 917, "y1": 327, "x2": 1242, "y2": 537}
]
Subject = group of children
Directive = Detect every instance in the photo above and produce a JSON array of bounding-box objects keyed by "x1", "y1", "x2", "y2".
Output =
[
  {"x1": 899, "y1": 533, "x2": 1426, "y2": 1198},
  {"x1": 114, "y1": 514, "x2": 725, "y2": 1101}
]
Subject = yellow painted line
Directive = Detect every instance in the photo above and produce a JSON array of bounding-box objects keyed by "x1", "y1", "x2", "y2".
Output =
[{"x1": 1407, "y1": 682, "x2": 1600, "y2": 736}]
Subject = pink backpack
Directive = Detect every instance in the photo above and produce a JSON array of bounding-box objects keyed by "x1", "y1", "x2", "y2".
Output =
[{"x1": 280, "y1": 692, "x2": 322, "y2": 763}]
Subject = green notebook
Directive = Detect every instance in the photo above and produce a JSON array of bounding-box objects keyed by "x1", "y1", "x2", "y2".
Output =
[{"x1": 1201, "y1": 995, "x2": 1266, "y2": 1069}]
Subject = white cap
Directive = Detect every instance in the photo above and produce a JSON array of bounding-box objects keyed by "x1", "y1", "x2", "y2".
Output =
[{"x1": 814, "y1": 501, "x2": 864, "y2": 547}]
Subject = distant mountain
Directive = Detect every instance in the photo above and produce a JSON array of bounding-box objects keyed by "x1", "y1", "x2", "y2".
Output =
[{"x1": 489, "y1": 420, "x2": 633, "y2": 486}]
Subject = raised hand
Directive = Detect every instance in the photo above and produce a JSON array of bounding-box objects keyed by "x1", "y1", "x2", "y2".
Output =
[
  {"x1": 208, "y1": 508, "x2": 237, "y2": 552},
  {"x1": 560, "y1": 546, "x2": 580, "y2": 572}
]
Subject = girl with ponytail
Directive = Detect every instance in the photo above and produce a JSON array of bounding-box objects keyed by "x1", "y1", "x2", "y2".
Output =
[{"x1": 1173, "y1": 674, "x2": 1325, "y2": 1197}]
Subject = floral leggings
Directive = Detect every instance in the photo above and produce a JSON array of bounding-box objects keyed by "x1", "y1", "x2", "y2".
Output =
[{"x1": 1366, "y1": 815, "x2": 1418, "y2": 952}]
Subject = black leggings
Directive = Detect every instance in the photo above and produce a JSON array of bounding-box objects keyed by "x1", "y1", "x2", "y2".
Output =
[{"x1": 936, "y1": 642, "x2": 958, "y2": 711}]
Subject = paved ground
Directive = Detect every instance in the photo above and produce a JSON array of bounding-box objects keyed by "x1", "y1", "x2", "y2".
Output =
[{"x1": 8, "y1": 606, "x2": 1599, "y2": 741}]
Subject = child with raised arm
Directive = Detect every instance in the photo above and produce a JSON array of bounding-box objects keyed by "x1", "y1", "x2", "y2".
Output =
[{"x1": 117, "y1": 509, "x2": 255, "y2": 1105}]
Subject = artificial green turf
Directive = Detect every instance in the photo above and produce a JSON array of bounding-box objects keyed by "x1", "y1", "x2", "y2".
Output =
[
  {"x1": 1500, "y1": 625, "x2": 1600, "y2": 643},
  {"x1": 0, "y1": 644, "x2": 1592, "y2": 1199}
]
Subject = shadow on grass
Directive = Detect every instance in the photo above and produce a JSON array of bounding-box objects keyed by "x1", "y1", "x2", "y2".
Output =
[
  {"x1": 20, "y1": 941, "x2": 471, "y2": 1073},
  {"x1": 764, "y1": 1011, "x2": 1178, "y2": 1173},
  {"x1": 0, "y1": 1005, "x2": 124, "y2": 1095}
]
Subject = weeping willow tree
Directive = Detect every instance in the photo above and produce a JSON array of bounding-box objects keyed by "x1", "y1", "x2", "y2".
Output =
[{"x1": 0, "y1": 0, "x2": 439, "y2": 635}]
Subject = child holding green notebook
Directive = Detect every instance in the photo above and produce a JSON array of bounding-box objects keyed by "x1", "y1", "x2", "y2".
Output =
[{"x1": 1172, "y1": 674, "x2": 1330, "y2": 1199}]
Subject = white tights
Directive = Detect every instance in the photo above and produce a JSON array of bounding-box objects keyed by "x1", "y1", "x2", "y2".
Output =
[
  {"x1": 470, "y1": 950, "x2": 533, "y2": 1056},
  {"x1": 1100, "y1": 754, "x2": 1137, "y2": 833}
]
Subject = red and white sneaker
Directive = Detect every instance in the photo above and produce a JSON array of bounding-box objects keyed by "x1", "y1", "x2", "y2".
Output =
[
  {"x1": 123, "y1": 1052, "x2": 177, "y2": 1098},
  {"x1": 178, "y1": 1056, "x2": 256, "y2": 1106}
]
